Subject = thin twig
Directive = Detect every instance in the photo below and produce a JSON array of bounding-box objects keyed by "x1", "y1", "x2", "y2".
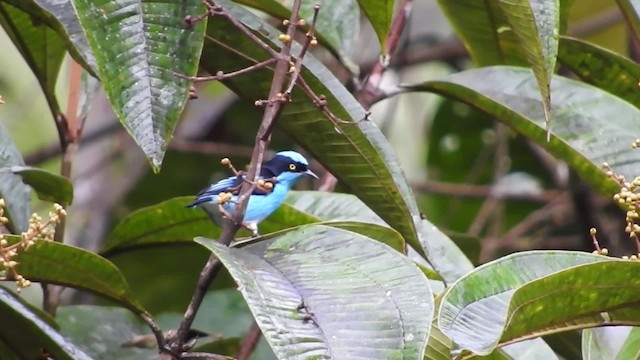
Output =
[
  {"x1": 202, "y1": 1, "x2": 280, "y2": 58},
  {"x1": 467, "y1": 124, "x2": 509, "y2": 237},
  {"x1": 170, "y1": 0, "x2": 307, "y2": 355},
  {"x1": 174, "y1": 58, "x2": 276, "y2": 83},
  {"x1": 480, "y1": 194, "x2": 570, "y2": 262},
  {"x1": 236, "y1": 321, "x2": 262, "y2": 360},
  {"x1": 283, "y1": 4, "x2": 320, "y2": 95}
]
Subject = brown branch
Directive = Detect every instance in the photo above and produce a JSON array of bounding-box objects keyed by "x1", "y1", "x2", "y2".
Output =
[
  {"x1": 410, "y1": 179, "x2": 560, "y2": 202},
  {"x1": 356, "y1": 0, "x2": 413, "y2": 109},
  {"x1": 236, "y1": 321, "x2": 262, "y2": 360},
  {"x1": 42, "y1": 58, "x2": 84, "y2": 316},
  {"x1": 169, "y1": 0, "x2": 307, "y2": 356},
  {"x1": 318, "y1": 0, "x2": 413, "y2": 191},
  {"x1": 480, "y1": 194, "x2": 570, "y2": 262}
]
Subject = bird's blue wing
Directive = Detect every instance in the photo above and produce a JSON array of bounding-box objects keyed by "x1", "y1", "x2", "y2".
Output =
[{"x1": 188, "y1": 175, "x2": 243, "y2": 207}]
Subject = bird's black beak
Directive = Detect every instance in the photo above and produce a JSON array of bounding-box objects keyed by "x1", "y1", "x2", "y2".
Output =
[{"x1": 304, "y1": 169, "x2": 319, "y2": 179}]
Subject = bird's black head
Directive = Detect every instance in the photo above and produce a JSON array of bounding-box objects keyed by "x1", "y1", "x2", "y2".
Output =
[{"x1": 261, "y1": 151, "x2": 317, "y2": 180}]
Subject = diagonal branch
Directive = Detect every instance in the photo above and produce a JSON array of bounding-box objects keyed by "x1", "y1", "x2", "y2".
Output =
[{"x1": 166, "y1": 1, "x2": 312, "y2": 357}]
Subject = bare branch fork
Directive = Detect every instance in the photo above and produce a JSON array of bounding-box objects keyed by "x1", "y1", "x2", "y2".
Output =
[{"x1": 145, "y1": 1, "x2": 319, "y2": 358}]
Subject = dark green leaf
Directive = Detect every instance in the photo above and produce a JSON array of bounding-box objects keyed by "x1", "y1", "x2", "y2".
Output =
[
  {"x1": 2, "y1": 235, "x2": 145, "y2": 314},
  {"x1": 439, "y1": 251, "x2": 640, "y2": 355},
  {"x1": 101, "y1": 196, "x2": 216, "y2": 256},
  {"x1": 0, "y1": 123, "x2": 30, "y2": 233},
  {"x1": 8, "y1": 166, "x2": 73, "y2": 205},
  {"x1": 355, "y1": 0, "x2": 393, "y2": 52},
  {"x1": 582, "y1": 326, "x2": 640, "y2": 360},
  {"x1": 558, "y1": 36, "x2": 640, "y2": 108},
  {"x1": 0, "y1": 287, "x2": 93, "y2": 360},
  {"x1": 410, "y1": 66, "x2": 639, "y2": 196},
  {"x1": 496, "y1": 0, "x2": 559, "y2": 137},
  {"x1": 232, "y1": 0, "x2": 358, "y2": 58},
  {"x1": 0, "y1": 1, "x2": 66, "y2": 117},
  {"x1": 105, "y1": 244, "x2": 213, "y2": 314},
  {"x1": 102, "y1": 192, "x2": 405, "y2": 255},
  {"x1": 70, "y1": 0, "x2": 206, "y2": 170},
  {"x1": 196, "y1": 225, "x2": 433, "y2": 359},
  {"x1": 57, "y1": 305, "x2": 157, "y2": 360},
  {"x1": 3, "y1": 0, "x2": 96, "y2": 72},
  {"x1": 435, "y1": 0, "x2": 525, "y2": 66},
  {"x1": 543, "y1": 331, "x2": 582, "y2": 360},
  {"x1": 201, "y1": 1, "x2": 473, "y2": 282}
]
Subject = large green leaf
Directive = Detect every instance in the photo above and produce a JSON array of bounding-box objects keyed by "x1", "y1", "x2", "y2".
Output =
[
  {"x1": 0, "y1": 287, "x2": 92, "y2": 360},
  {"x1": 2, "y1": 235, "x2": 145, "y2": 314},
  {"x1": 101, "y1": 193, "x2": 404, "y2": 254},
  {"x1": 410, "y1": 66, "x2": 639, "y2": 196},
  {"x1": 355, "y1": 0, "x2": 393, "y2": 52},
  {"x1": 0, "y1": 2, "x2": 66, "y2": 117},
  {"x1": 8, "y1": 166, "x2": 73, "y2": 205},
  {"x1": 233, "y1": 0, "x2": 359, "y2": 58},
  {"x1": 69, "y1": 0, "x2": 206, "y2": 170},
  {"x1": 201, "y1": 0, "x2": 473, "y2": 282},
  {"x1": 196, "y1": 224, "x2": 433, "y2": 359},
  {"x1": 496, "y1": 0, "x2": 559, "y2": 137},
  {"x1": 557, "y1": 36, "x2": 640, "y2": 108},
  {"x1": 439, "y1": 251, "x2": 640, "y2": 356},
  {"x1": 0, "y1": 123, "x2": 30, "y2": 233},
  {"x1": 435, "y1": 0, "x2": 524, "y2": 66},
  {"x1": 3, "y1": 0, "x2": 96, "y2": 71},
  {"x1": 582, "y1": 326, "x2": 640, "y2": 360}
]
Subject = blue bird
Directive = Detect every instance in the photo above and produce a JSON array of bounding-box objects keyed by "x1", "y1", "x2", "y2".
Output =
[{"x1": 188, "y1": 151, "x2": 318, "y2": 236}]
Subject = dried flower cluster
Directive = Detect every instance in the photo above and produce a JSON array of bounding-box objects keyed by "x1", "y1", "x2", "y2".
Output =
[{"x1": 0, "y1": 200, "x2": 66, "y2": 291}]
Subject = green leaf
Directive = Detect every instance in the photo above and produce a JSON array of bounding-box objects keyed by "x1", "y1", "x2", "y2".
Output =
[
  {"x1": 232, "y1": 0, "x2": 359, "y2": 58},
  {"x1": 424, "y1": 324, "x2": 452, "y2": 360},
  {"x1": 0, "y1": 287, "x2": 93, "y2": 360},
  {"x1": 8, "y1": 166, "x2": 73, "y2": 205},
  {"x1": 196, "y1": 224, "x2": 433, "y2": 359},
  {"x1": 57, "y1": 305, "x2": 158, "y2": 360},
  {"x1": 101, "y1": 196, "x2": 216, "y2": 256},
  {"x1": 543, "y1": 331, "x2": 582, "y2": 360},
  {"x1": 3, "y1": 0, "x2": 96, "y2": 72},
  {"x1": 69, "y1": 0, "x2": 206, "y2": 170},
  {"x1": 0, "y1": 1, "x2": 66, "y2": 118},
  {"x1": 201, "y1": 0, "x2": 473, "y2": 282},
  {"x1": 557, "y1": 36, "x2": 640, "y2": 108},
  {"x1": 102, "y1": 193, "x2": 405, "y2": 255},
  {"x1": 0, "y1": 123, "x2": 30, "y2": 233},
  {"x1": 439, "y1": 251, "x2": 640, "y2": 355},
  {"x1": 356, "y1": 0, "x2": 393, "y2": 52},
  {"x1": 435, "y1": 0, "x2": 524, "y2": 66},
  {"x1": 496, "y1": 0, "x2": 559, "y2": 138},
  {"x1": 582, "y1": 327, "x2": 640, "y2": 360},
  {"x1": 2, "y1": 235, "x2": 145, "y2": 314},
  {"x1": 410, "y1": 65, "x2": 638, "y2": 196}
]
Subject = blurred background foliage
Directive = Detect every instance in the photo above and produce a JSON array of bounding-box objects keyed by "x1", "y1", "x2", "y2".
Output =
[{"x1": 0, "y1": 0, "x2": 635, "y2": 358}]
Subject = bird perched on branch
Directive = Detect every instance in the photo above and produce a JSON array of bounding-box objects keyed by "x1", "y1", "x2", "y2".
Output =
[{"x1": 188, "y1": 150, "x2": 318, "y2": 237}]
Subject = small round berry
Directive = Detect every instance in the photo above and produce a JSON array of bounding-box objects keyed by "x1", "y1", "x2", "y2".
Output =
[{"x1": 221, "y1": 158, "x2": 230, "y2": 165}]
